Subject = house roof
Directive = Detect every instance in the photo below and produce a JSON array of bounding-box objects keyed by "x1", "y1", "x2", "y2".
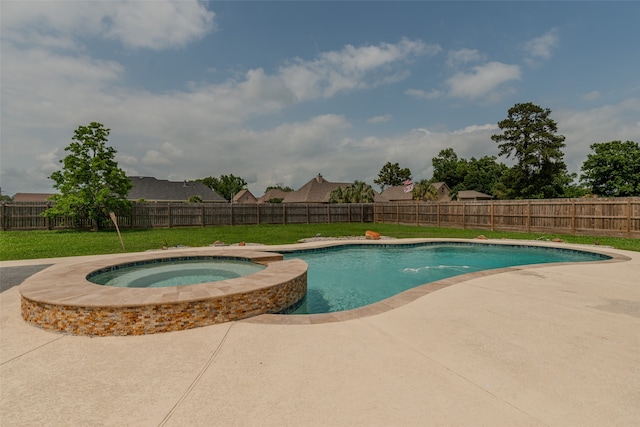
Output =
[
  {"x1": 257, "y1": 189, "x2": 290, "y2": 203},
  {"x1": 282, "y1": 174, "x2": 351, "y2": 203},
  {"x1": 127, "y1": 176, "x2": 226, "y2": 202},
  {"x1": 12, "y1": 193, "x2": 55, "y2": 202},
  {"x1": 232, "y1": 189, "x2": 258, "y2": 204},
  {"x1": 379, "y1": 186, "x2": 413, "y2": 202},
  {"x1": 379, "y1": 182, "x2": 451, "y2": 202},
  {"x1": 457, "y1": 190, "x2": 493, "y2": 200}
]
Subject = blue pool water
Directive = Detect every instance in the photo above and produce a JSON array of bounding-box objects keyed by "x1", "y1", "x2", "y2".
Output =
[
  {"x1": 284, "y1": 243, "x2": 608, "y2": 314},
  {"x1": 87, "y1": 258, "x2": 265, "y2": 288}
]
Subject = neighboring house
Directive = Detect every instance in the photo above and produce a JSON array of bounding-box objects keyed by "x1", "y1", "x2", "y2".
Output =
[
  {"x1": 12, "y1": 193, "x2": 55, "y2": 202},
  {"x1": 127, "y1": 176, "x2": 226, "y2": 203},
  {"x1": 379, "y1": 182, "x2": 451, "y2": 202},
  {"x1": 456, "y1": 190, "x2": 493, "y2": 201},
  {"x1": 257, "y1": 189, "x2": 290, "y2": 204},
  {"x1": 232, "y1": 189, "x2": 258, "y2": 204},
  {"x1": 282, "y1": 174, "x2": 351, "y2": 203}
]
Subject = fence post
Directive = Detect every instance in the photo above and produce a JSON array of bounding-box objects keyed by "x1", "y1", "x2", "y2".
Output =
[
  {"x1": 415, "y1": 201, "x2": 419, "y2": 226},
  {"x1": 396, "y1": 203, "x2": 399, "y2": 225},
  {"x1": 327, "y1": 204, "x2": 330, "y2": 224},
  {"x1": 462, "y1": 202, "x2": 466, "y2": 229},
  {"x1": 230, "y1": 203, "x2": 233, "y2": 226},
  {"x1": 168, "y1": 204, "x2": 173, "y2": 228},
  {"x1": 283, "y1": 204, "x2": 286, "y2": 225},
  {"x1": 628, "y1": 198, "x2": 632, "y2": 237},
  {"x1": 571, "y1": 201, "x2": 576, "y2": 235},
  {"x1": 437, "y1": 203, "x2": 441, "y2": 228},
  {"x1": 527, "y1": 200, "x2": 531, "y2": 233},
  {"x1": 490, "y1": 201, "x2": 494, "y2": 231}
]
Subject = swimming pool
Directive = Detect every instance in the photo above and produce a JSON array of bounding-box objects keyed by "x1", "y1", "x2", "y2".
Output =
[{"x1": 284, "y1": 242, "x2": 610, "y2": 314}]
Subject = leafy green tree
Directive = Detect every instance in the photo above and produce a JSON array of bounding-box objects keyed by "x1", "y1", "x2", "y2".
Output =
[
  {"x1": 580, "y1": 140, "x2": 640, "y2": 197},
  {"x1": 431, "y1": 148, "x2": 468, "y2": 190},
  {"x1": 265, "y1": 183, "x2": 294, "y2": 193},
  {"x1": 463, "y1": 156, "x2": 508, "y2": 196},
  {"x1": 44, "y1": 122, "x2": 132, "y2": 230},
  {"x1": 198, "y1": 174, "x2": 247, "y2": 202},
  {"x1": 411, "y1": 179, "x2": 439, "y2": 201},
  {"x1": 374, "y1": 162, "x2": 412, "y2": 191},
  {"x1": 491, "y1": 102, "x2": 569, "y2": 199},
  {"x1": 188, "y1": 195, "x2": 203, "y2": 203},
  {"x1": 329, "y1": 180, "x2": 375, "y2": 203}
]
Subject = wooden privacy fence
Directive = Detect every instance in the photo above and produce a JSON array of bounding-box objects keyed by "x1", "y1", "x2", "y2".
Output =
[
  {"x1": 1, "y1": 198, "x2": 639, "y2": 237},
  {"x1": 373, "y1": 198, "x2": 640, "y2": 238},
  {"x1": 0, "y1": 202, "x2": 374, "y2": 230}
]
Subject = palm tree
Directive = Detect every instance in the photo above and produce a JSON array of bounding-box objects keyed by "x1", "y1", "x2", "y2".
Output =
[
  {"x1": 411, "y1": 179, "x2": 438, "y2": 201},
  {"x1": 329, "y1": 180, "x2": 376, "y2": 203}
]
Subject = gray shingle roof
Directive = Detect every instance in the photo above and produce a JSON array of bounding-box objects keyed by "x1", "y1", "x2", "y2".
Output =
[{"x1": 127, "y1": 176, "x2": 226, "y2": 202}]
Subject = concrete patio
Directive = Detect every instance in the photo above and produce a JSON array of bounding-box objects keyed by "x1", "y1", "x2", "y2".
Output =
[{"x1": 1, "y1": 240, "x2": 639, "y2": 426}]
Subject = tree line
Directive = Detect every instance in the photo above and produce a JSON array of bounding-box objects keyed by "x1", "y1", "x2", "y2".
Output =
[{"x1": 38, "y1": 102, "x2": 639, "y2": 229}]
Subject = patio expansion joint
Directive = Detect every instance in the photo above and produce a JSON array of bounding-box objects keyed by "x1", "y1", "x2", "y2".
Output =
[
  {"x1": 358, "y1": 317, "x2": 550, "y2": 427},
  {"x1": 0, "y1": 334, "x2": 65, "y2": 367},
  {"x1": 157, "y1": 322, "x2": 235, "y2": 427}
]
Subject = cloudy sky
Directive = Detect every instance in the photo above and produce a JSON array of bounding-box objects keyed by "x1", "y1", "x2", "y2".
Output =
[{"x1": 2, "y1": 1, "x2": 639, "y2": 197}]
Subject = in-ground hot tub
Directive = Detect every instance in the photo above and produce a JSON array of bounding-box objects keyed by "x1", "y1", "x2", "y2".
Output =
[{"x1": 19, "y1": 249, "x2": 307, "y2": 336}]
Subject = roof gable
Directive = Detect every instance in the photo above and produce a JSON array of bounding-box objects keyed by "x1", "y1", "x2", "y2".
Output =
[
  {"x1": 282, "y1": 174, "x2": 350, "y2": 203},
  {"x1": 232, "y1": 189, "x2": 258, "y2": 204}
]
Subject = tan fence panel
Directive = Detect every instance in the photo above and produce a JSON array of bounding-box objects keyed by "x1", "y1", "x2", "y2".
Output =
[{"x1": 2, "y1": 199, "x2": 639, "y2": 237}]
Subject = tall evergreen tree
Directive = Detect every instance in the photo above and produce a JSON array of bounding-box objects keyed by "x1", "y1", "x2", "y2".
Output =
[{"x1": 491, "y1": 102, "x2": 569, "y2": 198}]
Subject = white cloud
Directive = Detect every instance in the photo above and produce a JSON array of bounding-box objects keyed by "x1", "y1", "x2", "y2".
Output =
[
  {"x1": 404, "y1": 88, "x2": 443, "y2": 100},
  {"x1": 557, "y1": 98, "x2": 640, "y2": 173},
  {"x1": 523, "y1": 29, "x2": 559, "y2": 62},
  {"x1": 446, "y1": 62, "x2": 521, "y2": 100},
  {"x1": 2, "y1": 1, "x2": 216, "y2": 51},
  {"x1": 104, "y1": 1, "x2": 216, "y2": 49},
  {"x1": 279, "y1": 38, "x2": 441, "y2": 100},
  {"x1": 141, "y1": 142, "x2": 184, "y2": 167},
  {"x1": 367, "y1": 115, "x2": 392, "y2": 124},
  {"x1": 582, "y1": 91, "x2": 601, "y2": 101},
  {"x1": 446, "y1": 48, "x2": 486, "y2": 68},
  {"x1": 36, "y1": 149, "x2": 60, "y2": 175}
]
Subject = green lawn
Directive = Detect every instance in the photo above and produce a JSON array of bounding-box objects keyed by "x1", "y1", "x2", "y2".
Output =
[{"x1": 1, "y1": 223, "x2": 638, "y2": 261}]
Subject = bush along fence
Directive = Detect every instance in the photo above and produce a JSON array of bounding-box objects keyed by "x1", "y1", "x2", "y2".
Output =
[{"x1": 1, "y1": 198, "x2": 639, "y2": 238}]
